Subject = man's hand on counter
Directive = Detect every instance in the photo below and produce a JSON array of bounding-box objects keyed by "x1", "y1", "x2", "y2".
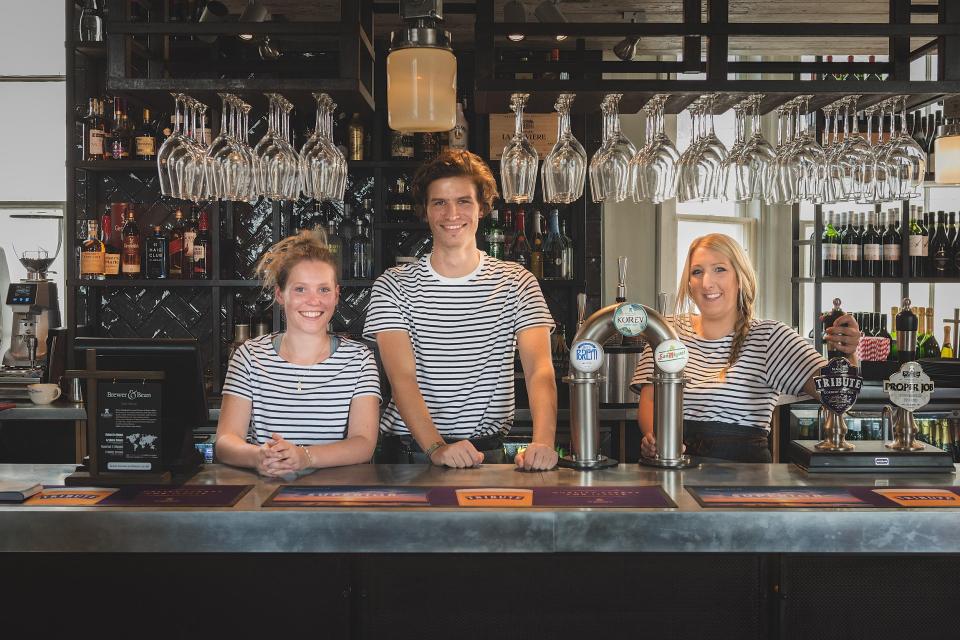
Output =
[
  {"x1": 640, "y1": 433, "x2": 686, "y2": 460},
  {"x1": 515, "y1": 442, "x2": 559, "y2": 471},
  {"x1": 429, "y1": 440, "x2": 485, "y2": 468}
]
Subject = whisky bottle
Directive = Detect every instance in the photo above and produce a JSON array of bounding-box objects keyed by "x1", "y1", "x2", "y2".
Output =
[
  {"x1": 134, "y1": 108, "x2": 157, "y2": 161},
  {"x1": 144, "y1": 225, "x2": 169, "y2": 279},
  {"x1": 193, "y1": 209, "x2": 211, "y2": 279},
  {"x1": 79, "y1": 219, "x2": 106, "y2": 280},
  {"x1": 84, "y1": 98, "x2": 105, "y2": 161},
  {"x1": 168, "y1": 209, "x2": 184, "y2": 278},
  {"x1": 347, "y1": 113, "x2": 365, "y2": 161},
  {"x1": 100, "y1": 210, "x2": 120, "y2": 277},
  {"x1": 120, "y1": 208, "x2": 141, "y2": 278},
  {"x1": 182, "y1": 206, "x2": 199, "y2": 278}
]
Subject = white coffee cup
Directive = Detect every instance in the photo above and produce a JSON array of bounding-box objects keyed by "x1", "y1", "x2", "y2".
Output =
[{"x1": 27, "y1": 383, "x2": 62, "y2": 405}]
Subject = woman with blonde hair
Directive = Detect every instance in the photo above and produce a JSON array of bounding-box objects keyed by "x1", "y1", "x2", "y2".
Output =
[
  {"x1": 216, "y1": 227, "x2": 381, "y2": 476},
  {"x1": 633, "y1": 233, "x2": 860, "y2": 462}
]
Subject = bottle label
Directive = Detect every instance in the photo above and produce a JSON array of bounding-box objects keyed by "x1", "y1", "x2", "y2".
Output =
[
  {"x1": 80, "y1": 251, "x2": 105, "y2": 275},
  {"x1": 104, "y1": 253, "x2": 120, "y2": 275},
  {"x1": 449, "y1": 125, "x2": 467, "y2": 150},
  {"x1": 183, "y1": 230, "x2": 197, "y2": 255},
  {"x1": 193, "y1": 244, "x2": 206, "y2": 262},
  {"x1": 934, "y1": 251, "x2": 949, "y2": 272},
  {"x1": 822, "y1": 244, "x2": 839, "y2": 260},
  {"x1": 841, "y1": 244, "x2": 860, "y2": 261},
  {"x1": 909, "y1": 235, "x2": 923, "y2": 256},
  {"x1": 88, "y1": 129, "x2": 104, "y2": 156},
  {"x1": 883, "y1": 244, "x2": 901, "y2": 261},
  {"x1": 862, "y1": 244, "x2": 881, "y2": 261},
  {"x1": 135, "y1": 135, "x2": 156, "y2": 157},
  {"x1": 921, "y1": 236, "x2": 929, "y2": 257}
]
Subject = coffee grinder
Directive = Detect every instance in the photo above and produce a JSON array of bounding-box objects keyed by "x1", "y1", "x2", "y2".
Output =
[{"x1": 0, "y1": 214, "x2": 63, "y2": 399}]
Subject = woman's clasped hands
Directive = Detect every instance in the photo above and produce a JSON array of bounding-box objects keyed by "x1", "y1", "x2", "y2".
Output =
[{"x1": 256, "y1": 433, "x2": 312, "y2": 477}]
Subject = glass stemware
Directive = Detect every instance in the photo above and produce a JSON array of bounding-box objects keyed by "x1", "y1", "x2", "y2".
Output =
[
  {"x1": 631, "y1": 94, "x2": 679, "y2": 204},
  {"x1": 541, "y1": 93, "x2": 586, "y2": 204},
  {"x1": 500, "y1": 93, "x2": 539, "y2": 203},
  {"x1": 882, "y1": 95, "x2": 927, "y2": 200},
  {"x1": 157, "y1": 93, "x2": 186, "y2": 198},
  {"x1": 589, "y1": 93, "x2": 636, "y2": 203}
]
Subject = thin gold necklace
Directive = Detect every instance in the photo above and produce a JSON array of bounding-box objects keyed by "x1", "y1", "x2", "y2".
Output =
[{"x1": 279, "y1": 334, "x2": 330, "y2": 392}]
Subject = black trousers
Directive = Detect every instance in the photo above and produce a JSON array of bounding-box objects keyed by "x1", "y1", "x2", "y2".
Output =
[
  {"x1": 683, "y1": 420, "x2": 772, "y2": 463},
  {"x1": 378, "y1": 434, "x2": 508, "y2": 464}
]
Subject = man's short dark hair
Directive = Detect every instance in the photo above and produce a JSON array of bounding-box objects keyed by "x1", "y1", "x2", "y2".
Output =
[{"x1": 411, "y1": 149, "x2": 499, "y2": 219}]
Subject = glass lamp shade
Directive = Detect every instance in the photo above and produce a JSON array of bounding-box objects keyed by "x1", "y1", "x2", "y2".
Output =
[
  {"x1": 935, "y1": 132, "x2": 960, "y2": 184},
  {"x1": 387, "y1": 47, "x2": 457, "y2": 133}
]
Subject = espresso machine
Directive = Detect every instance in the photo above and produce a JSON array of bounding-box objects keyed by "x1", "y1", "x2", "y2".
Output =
[{"x1": 0, "y1": 214, "x2": 63, "y2": 400}]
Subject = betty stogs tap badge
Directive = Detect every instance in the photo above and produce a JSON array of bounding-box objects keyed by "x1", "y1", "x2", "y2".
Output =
[
  {"x1": 814, "y1": 357, "x2": 864, "y2": 415},
  {"x1": 883, "y1": 361, "x2": 934, "y2": 412}
]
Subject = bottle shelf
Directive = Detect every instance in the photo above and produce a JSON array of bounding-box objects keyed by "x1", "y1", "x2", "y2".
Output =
[
  {"x1": 374, "y1": 222, "x2": 429, "y2": 230},
  {"x1": 793, "y1": 276, "x2": 960, "y2": 284},
  {"x1": 69, "y1": 278, "x2": 376, "y2": 288},
  {"x1": 74, "y1": 160, "x2": 156, "y2": 172},
  {"x1": 350, "y1": 160, "x2": 422, "y2": 170}
]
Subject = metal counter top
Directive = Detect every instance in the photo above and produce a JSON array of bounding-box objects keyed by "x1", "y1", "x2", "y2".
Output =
[
  {"x1": 0, "y1": 402, "x2": 86, "y2": 420},
  {"x1": 1, "y1": 462, "x2": 959, "y2": 555}
]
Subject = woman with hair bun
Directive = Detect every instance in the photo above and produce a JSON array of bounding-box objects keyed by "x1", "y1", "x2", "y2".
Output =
[
  {"x1": 633, "y1": 234, "x2": 861, "y2": 463},
  {"x1": 216, "y1": 227, "x2": 381, "y2": 476}
]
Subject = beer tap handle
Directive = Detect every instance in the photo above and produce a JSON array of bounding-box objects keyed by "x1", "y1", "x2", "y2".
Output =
[
  {"x1": 576, "y1": 293, "x2": 587, "y2": 334},
  {"x1": 616, "y1": 256, "x2": 627, "y2": 303}
]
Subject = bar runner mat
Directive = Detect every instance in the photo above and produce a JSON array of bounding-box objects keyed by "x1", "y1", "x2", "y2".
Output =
[
  {"x1": 686, "y1": 486, "x2": 960, "y2": 508},
  {"x1": 24, "y1": 485, "x2": 253, "y2": 507},
  {"x1": 264, "y1": 485, "x2": 676, "y2": 508}
]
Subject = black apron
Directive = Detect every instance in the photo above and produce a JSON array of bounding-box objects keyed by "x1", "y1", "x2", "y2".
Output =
[{"x1": 683, "y1": 420, "x2": 772, "y2": 463}]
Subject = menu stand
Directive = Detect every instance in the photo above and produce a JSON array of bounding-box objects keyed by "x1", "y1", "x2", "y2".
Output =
[{"x1": 63, "y1": 348, "x2": 170, "y2": 486}]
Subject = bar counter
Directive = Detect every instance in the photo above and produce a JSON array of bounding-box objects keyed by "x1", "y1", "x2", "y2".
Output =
[{"x1": 2, "y1": 462, "x2": 959, "y2": 554}]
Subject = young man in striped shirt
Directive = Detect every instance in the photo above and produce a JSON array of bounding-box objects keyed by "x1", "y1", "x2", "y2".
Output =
[{"x1": 364, "y1": 150, "x2": 558, "y2": 470}]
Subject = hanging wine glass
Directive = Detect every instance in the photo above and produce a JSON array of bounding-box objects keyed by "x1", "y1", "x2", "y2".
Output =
[
  {"x1": 541, "y1": 93, "x2": 586, "y2": 204},
  {"x1": 157, "y1": 93, "x2": 186, "y2": 198},
  {"x1": 632, "y1": 94, "x2": 678, "y2": 204},
  {"x1": 500, "y1": 93, "x2": 539, "y2": 203},
  {"x1": 883, "y1": 95, "x2": 927, "y2": 199},
  {"x1": 589, "y1": 94, "x2": 636, "y2": 203}
]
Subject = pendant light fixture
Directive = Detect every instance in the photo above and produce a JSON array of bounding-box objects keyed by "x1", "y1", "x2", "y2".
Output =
[
  {"x1": 534, "y1": 0, "x2": 569, "y2": 41},
  {"x1": 387, "y1": 0, "x2": 457, "y2": 133},
  {"x1": 504, "y1": 0, "x2": 527, "y2": 42}
]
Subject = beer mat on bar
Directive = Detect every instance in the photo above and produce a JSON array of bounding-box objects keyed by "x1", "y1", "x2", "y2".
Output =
[
  {"x1": 264, "y1": 485, "x2": 676, "y2": 508},
  {"x1": 688, "y1": 486, "x2": 960, "y2": 508},
  {"x1": 24, "y1": 485, "x2": 253, "y2": 507}
]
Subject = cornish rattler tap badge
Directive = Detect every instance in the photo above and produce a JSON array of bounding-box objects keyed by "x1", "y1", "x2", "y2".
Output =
[{"x1": 814, "y1": 357, "x2": 863, "y2": 415}]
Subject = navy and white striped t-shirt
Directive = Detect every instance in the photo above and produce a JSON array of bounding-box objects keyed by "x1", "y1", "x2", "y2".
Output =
[
  {"x1": 631, "y1": 315, "x2": 825, "y2": 431},
  {"x1": 221, "y1": 333, "x2": 382, "y2": 445},
  {"x1": 363, "y1": 252, "x2": 554, "y2": 440}
]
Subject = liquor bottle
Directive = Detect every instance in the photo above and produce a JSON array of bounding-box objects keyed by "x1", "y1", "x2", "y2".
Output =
[
  {"x1": 78, "y1": 0, "x2": 104, "y2": 42},
  {"x1": 350, "y1": 220, "x2": 372, "y2": 279},
  {"x1": 325, "y1": 217, "x2": 343, "y2": 275},
  {"x1": 840, "y1": 211, "x2": 861, "y2": 277},
  {"x1": 182, "y1": 206, "x2": 199, "y2": 278},
  {"x1": 358, "y1": 198, "x2": 374, "y2": 227},
  {"x1": 502, "y1": 208, "x2": 516, "y2": 261},
  {"x1": 120, "y1": 208, "x2": 141, "y2": 278},
  {"x1": 416, "y1": 132, "x2": 439, "y2": 161},
  {"x1": 84, "y1": 98, "x2": 105, "y2": 161},
  {"x1": 821, "y1": 211, "x2": 841, "y2": 276},
  {"x1": 144, "y1": 225, "x2": 169, "y2": 279},
  {"x1": 387, "y1": 176, "x2": 412, "y2": 222},
  {"x1": 560, "y1": 218, "x2": 574, "y2": 280},
  {"x1": 99, "y1": 210, "x2": 120, "y2": 277},
  {"x1": 860, "y1": 210, "x2": 882, "y2": 278},
  {"x1": 390, "y1": 130, "x2": 415, "y2": 159},
  {"x1": 168, "y1": 209, "x2": 184, "y2": 278},
  {"x1": 896, "y1": 301, "x2": 918, "y2": 364},
  {"x1": 943, "y1": 326, "x2": 955, "y2": 359},
  {"x1": 820, "y1": 298, "x2": 846, "y2": 360},
  {"x1": 512, "y1": 208, "x2": 532, "y2": 271},
  {"x1": 542, "y1": 209, "x2": 565, "y2": 280},
  {"x1": 529, "y1": 210, "x2": 544, "y2": 279},
  {"x1": 881, "y1": 209, "x2": 902, "y2": 277},
  {"x1": 79, "y1": 219, "x2": 106, "y2": 280},
  {"x1": 347, "y1": 113, "x2": 364, "y2": 161},
  {"x1": 449, "y1": 100, "x2": 469, "y2": 151},
  {"x1": 931, "y1": 211, "x2": 952, "y2": 277},
  {"x1": 909, "y1": 207, "x2": 928, "y2": 277},
  {"x1": 193, "y1": 209, "x2": 211, "y2": 279},
  {"x1": 110, "y1": 97, "x2": 132, "y2": 159},
  {"x1": 134, "y1": 108, "x2": 157, "y2": 161},
  {"x1": 484, "y1": 209, "x2": 505, "y2": 259}
]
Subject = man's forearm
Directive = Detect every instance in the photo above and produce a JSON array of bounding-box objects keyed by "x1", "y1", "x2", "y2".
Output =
[
  {"x1": 526, "y1": 368, "x2": 558, "y2": 446},
  {"x1": 391, "y1": 377, "x2": 444, "y2": 449}
]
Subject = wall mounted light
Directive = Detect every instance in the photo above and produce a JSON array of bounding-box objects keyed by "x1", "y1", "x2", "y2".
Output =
[
  {"x1": 935, "y1": 119, "x2": 960, "y2": 184},
  {"x1": 534, "y1": 0, "x2": 568, "y2": 41},
  {"x1": 387, "y1": 0, "x2": 457, "y2": 133},
  {"x1": 504, "y1": 0, "x2": 527, "y2": 42}
]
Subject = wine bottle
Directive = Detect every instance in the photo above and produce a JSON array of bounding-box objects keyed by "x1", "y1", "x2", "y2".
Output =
[
  {"x1": 542, "y1": 209, "x2": 565, "y2": 280},
  {"x1": 909, "y1": 207, "x2": 928, "y2": 277},
  {"x1": 821, "y1": 210, "x2": 841, "y2": 277},
  {"x1": 560, "y1": 218, "x2": 574, "y2": 280},
  {"x1": 503, "y1": 207, "x2": 516, "y2": 261},
  {"x1": 512, "y1": 208, "x2": 533, "y2": 271},
  {"x1": 820, "y1": 298, "x2": 846, "y2": 360},
  {"x1": 888, "y1": 306, "x2": 899, "y2": 361},
  {"x1": 325, "y1": 217, "x2": 343, "y2": 274},
  {"x1": 144, "y1": 225, "x2": 169, "y2": 279},
  {"x1": 943, "y1": 325, "x2": 955, "y2": 359},
  {"x1": 876, "y1": 314, "x2": 894, "y2": 359},
  {"x1": 948, "y1": 211, "x2": 958, "y2": 246},
  {"x1": 896, "y1": 301, "x2": 918, "y2": 364},
  {"x1": 530, "y1": 209, "x2": 544, "y2": 279},
  {"x1": 120, "y1": 208, "x2": 141, "y2": 278},
  {"x1": 881, "y1": 209, "x2": 902, "y2": 277},
  {"x1": 350, "y1": 219, "x2": 372, "y2": 279},
  {"x1": 110, "y1": 96, "x2": 132, "y2": 160},
  {"x1": 922, "y1": 308, "x2": 941, "y2": 358},
  {"x1": 861, "y1": 210, "x2": 882, "y2": 278},
  {"x1": 79, "y1": 219, "x2": 106, "y2": 280},
  {"x1": 193, "y1": 209, "x2": 211, "y2": 279},
  {"x1": 484, "y1": 209, "x2": 505, "y2": 260},
  {"x1": 840, "y1": 211, "x2": 861, "y2": 277},
  {"x1": 931, "y1": 211, "x2": 952, "y2": 277}
]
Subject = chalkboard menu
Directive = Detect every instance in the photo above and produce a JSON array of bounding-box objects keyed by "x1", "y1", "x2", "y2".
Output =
[{"x1": 97, "y1": 382, "x2": 162, "y2": 473}]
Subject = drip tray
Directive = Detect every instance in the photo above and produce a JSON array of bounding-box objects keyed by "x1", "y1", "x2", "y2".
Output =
[{"x1": 790, "y1": 440, "x2": 956, "y2": 474}]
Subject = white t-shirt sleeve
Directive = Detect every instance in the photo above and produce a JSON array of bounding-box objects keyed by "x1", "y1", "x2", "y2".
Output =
[
  {"x1": 631, "y1": 344, "x2": 655, "y2": 388},
  {"x1": 765, "y1": 322, "x2": 826, "y2": 397},
  {"x1": 513, "y1": 269, "x2": 554, "y2": 334},
  {"x1": 353, "y1": 346, "x2": 383, "y2": 401},
  {"x1": 363, "y1": 273, "x2": 408, "y2": 338},
  {"x1": 221, "y1": 343, "x2": 253, "y2": 400}
]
